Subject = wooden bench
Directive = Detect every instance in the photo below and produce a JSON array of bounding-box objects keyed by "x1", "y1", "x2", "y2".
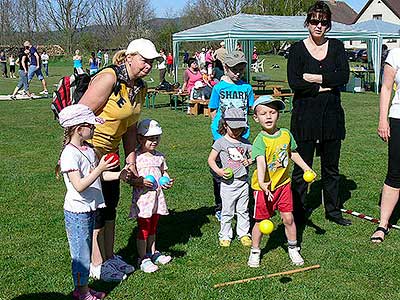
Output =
[{"x1": 188, "y1": 99, "x2": 210, "y2": 116}]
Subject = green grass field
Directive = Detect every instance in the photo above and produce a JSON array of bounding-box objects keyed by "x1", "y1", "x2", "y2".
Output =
[{"x1": 1, "y1": 56, "x2": 399, "y2": 300}]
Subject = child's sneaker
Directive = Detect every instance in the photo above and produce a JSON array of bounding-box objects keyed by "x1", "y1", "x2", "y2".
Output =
[
  {"x1": 288, "y1": 247, "x2": 304, "y2": 266},
  {"x1": 100, "y1": 259, "x2": 127, "y2": 282},
  {"x1": 248, "y1": 248, "x2": 261, "y2": 268},
  {"x1": 39, "y1": 90, "x2": 48, "y2": 95},
  {"x1": 139, "y1": 257, "x2": 159, "y2": 273},
  {"x1": 215, "y1": 210, "x2": 222, "y2": 222},
  {"x1": 73, "y1": 289, "x2": 106, "y2": 300},
  {"x1": 219, "y1": 239, "x2": 231, "y2": 247},
  {"x1": 110, "y1": 254, "x2": 135, "y2": 274},
  {"x1": 151, "y1": 251, "x2": 172, "y2": 265},
  {"x1": 240, "y1": 236, "x2": 252, "y2": 247}
]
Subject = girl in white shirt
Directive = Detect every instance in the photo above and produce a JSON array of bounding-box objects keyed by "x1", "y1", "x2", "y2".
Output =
[{"x1": 56, "y1": 104, "x2": 126, "y2": 300}]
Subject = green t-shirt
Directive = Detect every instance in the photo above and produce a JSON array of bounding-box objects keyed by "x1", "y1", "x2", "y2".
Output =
[{"x1": 251, "y1": 128, "x2": 297, "y2": 191}]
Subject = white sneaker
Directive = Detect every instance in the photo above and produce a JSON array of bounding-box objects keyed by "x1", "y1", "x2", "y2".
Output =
[
  {"x1": 288, "y1": 247, "x2": 304, "y2": 266},
  {"x1": 139, "y1": 258, "x2": 159, "y2": 273},
  {"x1": 248, "y1": 248, "x2": 261, "y2": 268},
  {"x1": 39, "y1": 90, "x2": 48, "y2": 95},
  {"x1": 151, "y1": 251, "x2": 172, "y2": 265},
  {"x1": 110, "y1": 254, "x2": 135, "y2": 274},
  {"x1": 89, "y1": 263, "x2": 101, "y2": 280},
  {"x1": 100, "y1": 259, "x2": 127, "y2": 282}
]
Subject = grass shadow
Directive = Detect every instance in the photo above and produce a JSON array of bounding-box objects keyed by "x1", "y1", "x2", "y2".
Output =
[
  {"x1": 12, "y1": 292, "x2": 71, "y2": 300},
  {"x1": 305, "y1": 174, "x2": 357, "y2": 214},
  {"x1": 118, "y1": 206, "x2": 213, "y2": 262},
  {"x1": 296, "y1": 174, "x2": 356, "y2": 244},
  {"x1": 261, "y1": 223, "x2": 287, "y2": 256}
]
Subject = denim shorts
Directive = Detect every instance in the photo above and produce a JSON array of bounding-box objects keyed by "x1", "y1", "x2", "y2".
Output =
[
  {"x1": 64, "y1": 210, "x2": 94, "y2": 287},
  {"x1": 17, "y1": 70, "x2": 29, "y2": 91},
  {"x1": 28, "y1": 65, "x2": 44, "y2": 81}
]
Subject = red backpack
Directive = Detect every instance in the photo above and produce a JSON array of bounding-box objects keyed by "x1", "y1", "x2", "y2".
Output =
[{"x1": 51, "y1": 66, "x2": 121, "y2": 120}]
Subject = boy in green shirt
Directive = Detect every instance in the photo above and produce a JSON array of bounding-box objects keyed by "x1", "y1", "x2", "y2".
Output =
[{"x1": 248, "y1": 95, "x2": 314, "y2": 268}]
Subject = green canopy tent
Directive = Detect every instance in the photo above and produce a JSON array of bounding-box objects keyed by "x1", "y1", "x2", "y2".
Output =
[{"x1": 173, "y1": 14, "x2": 384, "y2": 93}]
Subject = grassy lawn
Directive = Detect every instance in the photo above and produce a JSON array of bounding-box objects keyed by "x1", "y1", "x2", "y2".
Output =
[{"x1": 1, "y1": 56, "x2": 399, "y2": 300}]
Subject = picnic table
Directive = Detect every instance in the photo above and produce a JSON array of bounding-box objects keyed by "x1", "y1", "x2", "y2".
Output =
[
  {"x1": 145, "y1": 89, "x2": 190, "y2": 110},
  {"x1": 350, "y1": 67, "x2": 375, "y2": 92}
]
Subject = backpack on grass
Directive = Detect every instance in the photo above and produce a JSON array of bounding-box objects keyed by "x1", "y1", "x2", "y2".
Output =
[{"x1": 51, "y1": 66, "x2": 121, "y2": 120}]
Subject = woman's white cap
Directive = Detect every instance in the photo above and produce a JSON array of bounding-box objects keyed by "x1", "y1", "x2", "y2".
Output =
[
  {"x1": 126, "y1": 38, "x2": 162, "y2": 61},
  {"x1": 58, "y1": 104, "x2": 104, "y2": 128},
  {"x1": 137, "y1": 119, "x2": 163, "y2": 136}
]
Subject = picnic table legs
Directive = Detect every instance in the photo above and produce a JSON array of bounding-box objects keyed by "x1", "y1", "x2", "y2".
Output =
[{"x1": 145, "y1": 91, "x2": 157, "y2": 109}]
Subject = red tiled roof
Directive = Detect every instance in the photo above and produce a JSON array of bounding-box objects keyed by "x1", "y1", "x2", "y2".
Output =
[{"x1": 325, "y1": 1, "x2": 358, "y2": 25}]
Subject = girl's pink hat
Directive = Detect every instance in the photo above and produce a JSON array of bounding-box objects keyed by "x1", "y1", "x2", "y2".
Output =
[{"x1": 58, "y1": 104, "x2": 104, "y2": 128}]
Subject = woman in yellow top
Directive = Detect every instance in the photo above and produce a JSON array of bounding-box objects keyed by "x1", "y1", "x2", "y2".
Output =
[{"x1": 79, "y1": 38, "x2": 161, "y2": 282}]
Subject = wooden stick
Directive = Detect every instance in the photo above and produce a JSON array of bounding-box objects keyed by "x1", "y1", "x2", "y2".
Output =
[{"x1": 213, "y1": 264, "x2": 320, "y2": 288}]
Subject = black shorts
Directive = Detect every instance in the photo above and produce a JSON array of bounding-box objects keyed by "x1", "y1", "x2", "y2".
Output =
[
  {"x1": 95, "y1": 166, "x2": 120, "y2": 229},
  {"x1": 385, "y1": 118, "x2": 400, "y2": 188}
]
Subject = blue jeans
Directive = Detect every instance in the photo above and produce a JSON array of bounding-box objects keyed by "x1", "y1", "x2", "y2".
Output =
[
  {"x1": 28, "y1": 65, "x2": 44, "y2": 81},
  {"x1": 17, "y1": 70, "x2": 29, "y2": 92},
  {"x1": 64, "y1": 210, "x2": 94, "y2": 287},
  {"x1": 43, "y1": 63, "x2": 48, "y2": 76}
]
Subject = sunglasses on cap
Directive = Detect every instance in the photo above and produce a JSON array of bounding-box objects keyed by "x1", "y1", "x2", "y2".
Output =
[{"x1": 309, "y1": 19, "x2": 329, "y2": 27}]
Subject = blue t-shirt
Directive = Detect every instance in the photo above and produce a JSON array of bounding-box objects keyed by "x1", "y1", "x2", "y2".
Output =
[
  {"x1": 30, "y1": 46, "x2": 38, "y2": 66},
  {"x1": 209, "y1": 79, "x2": 254, "y2": 140}
]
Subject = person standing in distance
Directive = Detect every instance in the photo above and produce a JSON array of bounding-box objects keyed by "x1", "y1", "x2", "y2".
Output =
[{"x1": 24, "y1": 41, "x2": 48, "y2": 95}]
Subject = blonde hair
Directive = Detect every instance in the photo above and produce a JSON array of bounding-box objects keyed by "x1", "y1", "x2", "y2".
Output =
[
  {"x1": 112, "y1": 50, "x2": 127, "y2": 66},
  {"x1": 54, "y1": 126, "x2": 77, "y2": 179}
]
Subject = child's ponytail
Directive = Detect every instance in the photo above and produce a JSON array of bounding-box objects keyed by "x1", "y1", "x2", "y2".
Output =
[{"x1": 55, "y1": 127, "x2": 74, "y2": 179}]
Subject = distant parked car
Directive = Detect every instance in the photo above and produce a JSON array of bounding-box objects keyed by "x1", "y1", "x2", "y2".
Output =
[
  {"x1": 356, "y1": 49, "x2": 368, "y2": 62},
  {"x1": 346, "y1": 49, "x2": 356, "y2": 61},
  {"x1": 347, "y1": 49, "x2": 368, "y2": 62}
]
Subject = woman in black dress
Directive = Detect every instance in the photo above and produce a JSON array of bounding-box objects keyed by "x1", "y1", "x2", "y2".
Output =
[{"x1": 287, "y1": 1, "x2": 351, "y2": 226}]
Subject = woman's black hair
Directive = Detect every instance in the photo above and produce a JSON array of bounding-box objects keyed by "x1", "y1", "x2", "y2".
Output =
[
  {"x1": 187, "y1": 57, "x2": 197, "y2": 67},
  {"x1": 304, "y1": 1, "x2": 332, "y2": 32}
]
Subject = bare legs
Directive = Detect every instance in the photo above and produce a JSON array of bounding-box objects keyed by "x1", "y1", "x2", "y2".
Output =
[{"x1": 371, "y1": 184, "x2": 400, "y2": 242}]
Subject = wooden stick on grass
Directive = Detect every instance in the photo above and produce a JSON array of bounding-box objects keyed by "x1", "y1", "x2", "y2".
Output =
[{"x1": 213, "y1": 264, "x2": 320, "y2": 288}]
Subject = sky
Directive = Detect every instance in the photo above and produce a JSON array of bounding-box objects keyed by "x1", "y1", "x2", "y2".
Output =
[{"x1": 151, "y1": 0, "x2": 369, "y2": 17}]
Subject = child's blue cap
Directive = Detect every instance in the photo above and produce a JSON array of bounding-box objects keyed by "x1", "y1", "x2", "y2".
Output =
[{"x1": 252, "y1": 95, "x2": 285, "y2": 111}]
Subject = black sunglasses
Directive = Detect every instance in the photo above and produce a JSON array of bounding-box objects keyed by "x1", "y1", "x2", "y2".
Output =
[{"x1": 309, "y1": 19, "x2": 329, "y2": 27}]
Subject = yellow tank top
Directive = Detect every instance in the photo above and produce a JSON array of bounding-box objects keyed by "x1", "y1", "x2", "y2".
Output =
[{"x1": 91, "y1": 68, "x2": 147, "y2": 155}]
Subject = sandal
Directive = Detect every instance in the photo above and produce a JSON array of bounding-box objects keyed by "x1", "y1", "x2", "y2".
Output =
[
  {"x1": 151, "y1": 251, "x2": 172, "y2": 265},
  {"x1": 370, "y1": 226, "x2": 389, "y2": 243}
]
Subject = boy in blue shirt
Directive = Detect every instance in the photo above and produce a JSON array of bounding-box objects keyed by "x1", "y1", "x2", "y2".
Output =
[{"x1": 208, "y1": 51, "x2": 254, "y2": 221}]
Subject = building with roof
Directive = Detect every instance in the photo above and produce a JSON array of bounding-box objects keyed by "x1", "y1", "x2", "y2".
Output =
[
  {"x1": 325, "y1": 0, "x2": 357, "y2": 25},
  {"x1": 349, "y1": 0, "x2": 400, "y2": 49}
]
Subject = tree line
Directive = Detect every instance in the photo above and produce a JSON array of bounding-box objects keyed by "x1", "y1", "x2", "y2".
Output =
[{"x1": 0, "y1": 0, "x2": 315, "y2": 53}]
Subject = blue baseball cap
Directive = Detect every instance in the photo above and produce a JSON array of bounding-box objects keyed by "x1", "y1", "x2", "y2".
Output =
[{"x1": 252, "y1": 95, "x2": 285, "y2": 111}]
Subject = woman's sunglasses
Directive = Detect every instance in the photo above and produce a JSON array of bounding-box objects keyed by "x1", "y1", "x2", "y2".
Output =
[{"x1": 309, "y1": 19, "x2": 329, "y2": 27}]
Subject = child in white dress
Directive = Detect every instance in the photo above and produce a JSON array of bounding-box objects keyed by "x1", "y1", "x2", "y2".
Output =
[{"x1": 130, "y1": 119, "x2": 174, "y2": 273}]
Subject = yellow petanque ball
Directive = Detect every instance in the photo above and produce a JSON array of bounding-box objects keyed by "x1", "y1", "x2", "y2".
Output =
[
  {"x1": 259, "y1": 219, "x2": 274, "y2": 235},
  {"x1": 303, "y1": 170, "x2": 316, "y2": 183}
]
